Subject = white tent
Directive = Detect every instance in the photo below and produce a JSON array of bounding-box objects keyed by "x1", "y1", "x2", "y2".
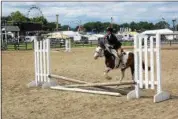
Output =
[
  {"x1": 141, "y1": 29, "x2": 174, "y2": 40},
  {"x1": 47, "y1": 32, "x2": 69, "y2": 39},
  {"x1": 73, "y1": 32, "x2": 83, "y2": 41},
  {"x1": 88, "y1": 35, "x2": 98, "y2": 41},
  {"x1": 51, "y1": 31, "x2": 82, "y2": 41},
  {"x1": 73, "y1": 35, "x2": 81, "y2": 41},
  {"x1": 141, "y1": 29, "x2": 173, "y2": 34},
  {"x1": 93, "y1": 34, "x2": 104, "y2": 38},
  {"x1": 87, "y1": 34, "x2": 104, "y2": 41},
  {"x1": 61, "y1": 31, "x2": 78, "y2": 37}
]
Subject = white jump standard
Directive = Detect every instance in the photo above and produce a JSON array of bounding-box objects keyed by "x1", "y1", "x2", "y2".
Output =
[
  {"x1": 65, "y1": 39, "x2": 71, "y2": 52},
  {"x1": 28, "y1": 36, "x2": 56, "y2": 88},
  {"x1": 127, "y1": 33, "x2": 170, "y2": 103}
]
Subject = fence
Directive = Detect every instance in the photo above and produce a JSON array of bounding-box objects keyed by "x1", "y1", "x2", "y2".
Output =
[
  {"x1": 2, "y1": 38, "x2": 178, "y2": 51},
  {"x1": 1, "y1": 41, "x2": 34, "y2": 50}
]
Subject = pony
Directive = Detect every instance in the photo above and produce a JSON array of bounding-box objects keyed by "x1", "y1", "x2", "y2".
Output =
[{"x1": 94, "y1": 39, "x2": 150, "y2": 82}]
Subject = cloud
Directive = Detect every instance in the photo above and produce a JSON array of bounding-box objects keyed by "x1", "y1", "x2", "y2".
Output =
[
  {"x1": 158, "y1": 7, "x2": 178, "y2": 12},
  {"x1": 2, "y1": 1, "x2": 178, "y2": 26}
]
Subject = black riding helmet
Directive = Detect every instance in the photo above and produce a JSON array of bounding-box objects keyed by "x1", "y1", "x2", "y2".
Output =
[{"x1": 106, "y1": 27, "x2": 113, "y2": 32}]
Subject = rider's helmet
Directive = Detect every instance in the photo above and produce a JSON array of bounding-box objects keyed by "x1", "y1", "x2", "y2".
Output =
[{"x1": 106, "y1": 27, "x2": 113, "y2": 32}]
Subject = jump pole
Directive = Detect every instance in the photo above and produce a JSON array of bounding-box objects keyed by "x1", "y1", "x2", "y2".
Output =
[
  {"x1": 65, "y1": 81, "x2": 135, "y2": 88},
  {"x1": 49, "y1": 74, "x2": 88, "y2": 84},
  {"x1": 50, "y1": 86, "x2": 121, "y2": 96},
  {"x1": 49, "y1": 74, "x2": 125, "y2": 95}
]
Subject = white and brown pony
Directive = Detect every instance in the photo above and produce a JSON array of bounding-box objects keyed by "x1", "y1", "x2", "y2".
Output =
[{"x1": 94, "y1": 40, "x2": 150, "y2": 82}]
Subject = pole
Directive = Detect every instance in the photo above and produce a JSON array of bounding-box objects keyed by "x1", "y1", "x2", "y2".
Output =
[
  {"x1": 172, "y1": 19, "x2": 176, "y2": 40},
  {"x1": 110, "y1": 17, "x2": 113, "y2": 28},
  {"x1": 18, "y1": 32, "x2": 19, "y2": 43},
  {"x1": 56, "y1": 14, "x2": 59, "y2": 31},
  {"x1": 5, "y1": 20, "x2": 7, "y2": 49},
  {"x1": 156, "y1": 33, "x2": 162, "y2": 94}
]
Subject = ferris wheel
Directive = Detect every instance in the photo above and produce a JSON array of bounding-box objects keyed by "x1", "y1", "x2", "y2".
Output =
[{"x1": 27, "y1": 5, "x2": 44, "y2": 18}]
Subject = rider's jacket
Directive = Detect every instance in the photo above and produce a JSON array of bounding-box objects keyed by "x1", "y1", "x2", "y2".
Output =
[{"x1": 105, "y1": 33, "x2": 122, "y2": 50}]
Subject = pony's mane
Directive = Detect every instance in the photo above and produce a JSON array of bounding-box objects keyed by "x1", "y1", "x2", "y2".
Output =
[{"x1": 98, "y1": 38, "x2": 114, "y2": 59}]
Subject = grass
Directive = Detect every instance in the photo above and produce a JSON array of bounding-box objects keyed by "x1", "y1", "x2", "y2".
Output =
[{"x1": 121, "y1": 41, "x2": 133, "y2": 46}]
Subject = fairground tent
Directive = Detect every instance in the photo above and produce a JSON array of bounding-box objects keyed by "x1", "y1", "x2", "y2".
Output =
[
  {"x1": 61, "y1": 31, "x2": 78, "y2": 37},
  {"x1": 141, "y1": 29, "x2": 174, "y2": 40},
  {"x1": 47, "y1": 32, "x2": 69, "y2": 39}
]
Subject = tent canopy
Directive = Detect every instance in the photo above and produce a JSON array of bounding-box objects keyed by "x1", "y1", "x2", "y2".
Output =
[
  {"x1": 61, "y1": 31, "x2": 78, "y2": 37},
  {"x1": 47, "y1": 32, "x2": 69, "y2": 39},
  {"x1": 141, "y1": 29, "x2": 173, "y2": 34},
  {"x1": 141, "y1": 29, "x2": 174, "y2": 40}
]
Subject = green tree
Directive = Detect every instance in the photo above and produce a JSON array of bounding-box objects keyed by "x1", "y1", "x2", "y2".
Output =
[
  {"x1": 10, "y1": 11, "x2": 27, "y2": 22},
  {"x1": 137, "y1": 21, "x2": 155, "y2": 31},
  {"x1": 2, "y1": 16, "x2": 12, "y2": 21},
  {"x1": 154, "y1": 21, "x2": 170, "y2": 29},
  {"x1": 120, "y1": 23, "x2": 130, "y2": 28},
  {"x1": 129, "y1": 21, "x2": 139, "y2": 31},
  {"x1": 102, "y1": 22, "x2": 111, "y2": 33},
  {"x1": 2, "y1": 16, "x2": 14, "y2": 25},
  {"x1": 44, "y1": 22, "x2": 56, "y2": 31},
  {"x1": 30, "y1": 16, "x2": 48, "y2": 25},
  {"x1": 83, "y1": 22, "x2": 95, "y2": 32},
  {"x1": 112, "y1": 23, "x2": 120, "y2": 33},
  {"x1": 83, "y1": 22, "x2": 111, "y2": 33},
  {"x1": 61, "y1": 25, "x2": 70, "y2": 31},
  {"x1": 93, "y1": 21, "x2": 102, "y2": 33}
]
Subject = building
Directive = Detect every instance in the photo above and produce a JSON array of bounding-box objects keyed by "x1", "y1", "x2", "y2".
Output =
[{"x1": 2, "y1": 26, "x2": 20, "y2": 43}]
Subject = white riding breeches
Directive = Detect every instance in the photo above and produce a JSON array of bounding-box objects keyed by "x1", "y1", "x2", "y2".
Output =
[
  {"x1": 104, "y1": 43, "x2": 120, "y2": 68},
  {"x1": 110, "y1": 49, "x2": 119, "y2": 68}
]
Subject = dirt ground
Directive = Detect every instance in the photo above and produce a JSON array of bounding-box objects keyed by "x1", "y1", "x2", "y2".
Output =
[{"x1": 2, "y1": 45, "x2": 178, "y2": 119}]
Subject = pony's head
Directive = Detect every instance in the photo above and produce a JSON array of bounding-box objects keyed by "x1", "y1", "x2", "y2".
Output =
[{"x1": 94, "y1": 46, "x2": 104, "y2": 60}]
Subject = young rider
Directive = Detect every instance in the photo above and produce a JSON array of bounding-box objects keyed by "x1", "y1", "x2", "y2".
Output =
[{"x1": 104, "y1": 27, "x2": 122, "y2": 68}]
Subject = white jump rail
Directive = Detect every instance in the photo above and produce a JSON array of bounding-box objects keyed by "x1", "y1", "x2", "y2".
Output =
[{"x1": 51, "y1": 86, "x2": 121, "y2": 97}]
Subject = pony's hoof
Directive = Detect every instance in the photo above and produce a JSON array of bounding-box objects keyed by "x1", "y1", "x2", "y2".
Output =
[{"x1": 105, "y1": 76, "x2": 112, "y2": 80}]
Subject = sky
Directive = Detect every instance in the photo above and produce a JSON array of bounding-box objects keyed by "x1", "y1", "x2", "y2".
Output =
[{"x1": 2, "y1": 2, "x2": 178, "y2": 27}]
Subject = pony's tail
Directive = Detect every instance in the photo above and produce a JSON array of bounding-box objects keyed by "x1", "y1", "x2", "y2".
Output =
[{"x1": 142, "y1": 62, "x2": 151, "y2": 71}]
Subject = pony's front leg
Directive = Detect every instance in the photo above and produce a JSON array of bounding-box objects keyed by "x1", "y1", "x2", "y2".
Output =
[
  {"x1": 119, "y1": 69, "x2": 125, "y2": 83},
  {"x1": 104, "y1": 67, "x2": 112, "y2": 80}
]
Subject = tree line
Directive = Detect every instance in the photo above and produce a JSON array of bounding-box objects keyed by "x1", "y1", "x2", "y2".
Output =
[
  {"x1": 2, "y1": 11, "x2": 61, "y2": 31},
  {"x1": 83, "y1": 21, "x2": 175, "y2": 33},
  {"x1": 2, "y1": 11, "x2": 178, "y2": 33}
]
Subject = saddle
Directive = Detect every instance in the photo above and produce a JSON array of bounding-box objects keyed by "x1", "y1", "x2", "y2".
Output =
[{"x1": 104, "y1": 44, "x2": 125, "y2": 69}]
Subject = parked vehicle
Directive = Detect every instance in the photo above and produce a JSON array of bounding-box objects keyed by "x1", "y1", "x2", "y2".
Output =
[{"x1": 25, "y1": 36, "x2": 36, "y2": 42}]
